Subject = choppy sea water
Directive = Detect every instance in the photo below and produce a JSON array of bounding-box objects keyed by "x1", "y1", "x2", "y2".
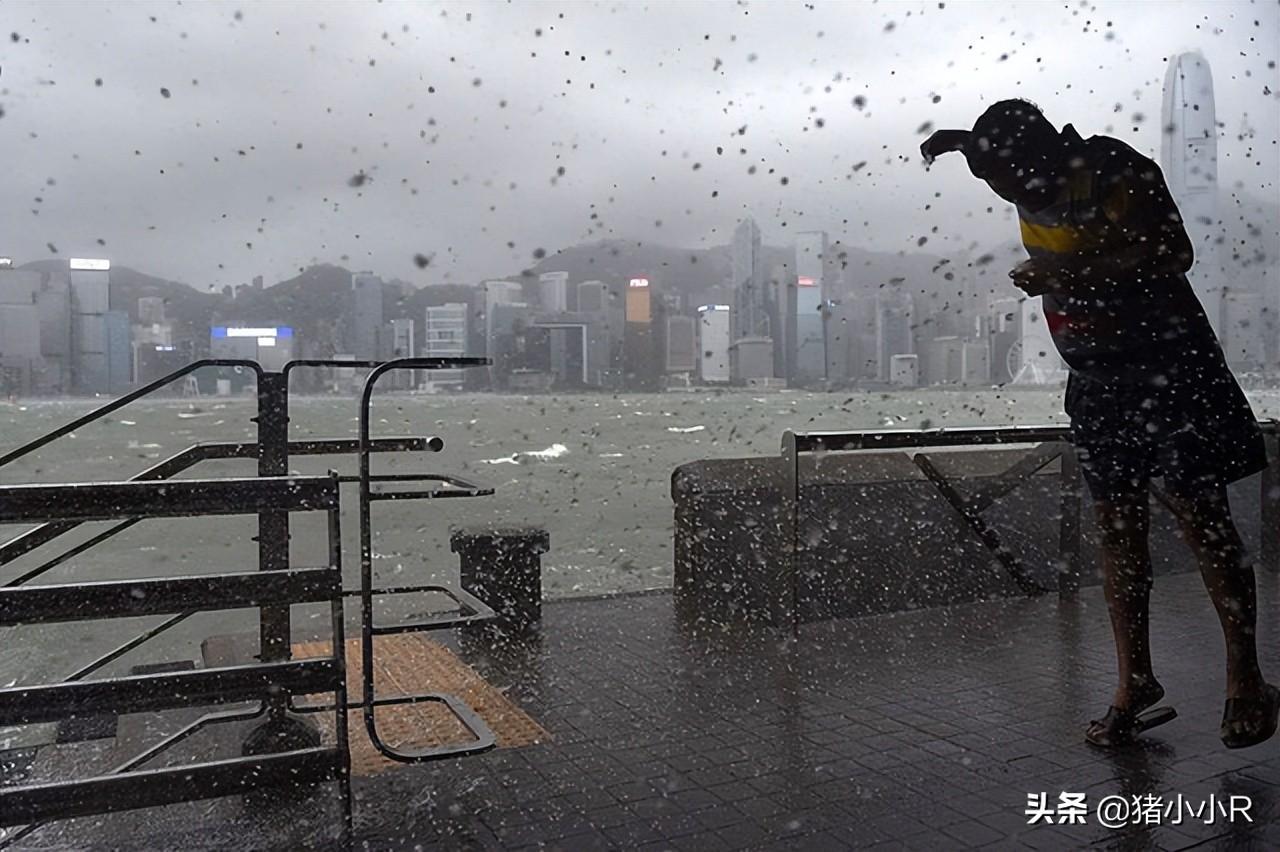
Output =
[{"x1": 3, "y1": 386, "x2": 1280, "y2": 692}]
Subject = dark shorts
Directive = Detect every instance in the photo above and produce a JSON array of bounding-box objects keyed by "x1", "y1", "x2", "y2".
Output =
[{"x1": 1065, "y1": 364, "x2": 1269, "y2": 503}]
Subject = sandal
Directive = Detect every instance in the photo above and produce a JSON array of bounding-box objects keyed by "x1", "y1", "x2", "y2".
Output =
[
  {"x1": 1086, "y1": 684, "x2": 1177, "y2": 748},
  {"x1": 1221, "y1": 684, "x2": 1280, "y2": 750}
]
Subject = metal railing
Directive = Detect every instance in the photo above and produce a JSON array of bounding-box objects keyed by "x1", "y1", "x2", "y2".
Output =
[
  {"x1": 778, "y1": 421, "x2": 1280, "y2": 637},
  {"x1": 0, "y1": 474, "x2": 352, "y2": 844},
  {"x1": 0, "y1": 356, "x2": 499, "y2": 844}
]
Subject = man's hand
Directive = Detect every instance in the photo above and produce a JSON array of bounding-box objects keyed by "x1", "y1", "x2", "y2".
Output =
[
  {"x1": 1009, "y1": 257, "x2": 1062, "y2": 297},
  {"x1": 920, "y1": 129, "x2": 971, "y2": 166}
]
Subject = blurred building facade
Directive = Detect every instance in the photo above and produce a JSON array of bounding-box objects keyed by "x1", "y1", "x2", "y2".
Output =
[
  {"x1": 697, "y1": 304, "x2": 731, "y2": 383},
  {"x1": 423, "y1": 303, "x2": 468, "y2": 390},
  {"x1": 350, "y1": 272, "x2": 384, "y2": 360}
]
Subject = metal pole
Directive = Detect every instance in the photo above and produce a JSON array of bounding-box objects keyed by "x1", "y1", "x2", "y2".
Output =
[
  {"x1": 1260, "y1": 421, "x2": 1280, "y2": 573},
  {"x1": 255, "y1": 371, "x2": 291, "y2": 715},
  {"x1": 1057, "y1": 444, "x2": 1082, "y2": 596},
  {"x1": 821, "y1": 302, "x2": 830, "y2": 384},
  {"x1": 778, "y1": 431, "x2": 800, "y2": 636}
]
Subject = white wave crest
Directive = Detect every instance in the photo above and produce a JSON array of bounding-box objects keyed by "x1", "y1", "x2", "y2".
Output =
[{"x1": 480, "y1": 443, "x2": 569, "y2": 465}]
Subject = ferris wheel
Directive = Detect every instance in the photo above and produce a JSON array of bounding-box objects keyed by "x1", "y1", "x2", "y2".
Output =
[{"x1": 1006, "y1": 335, "x2": 1060, "y2": 385}]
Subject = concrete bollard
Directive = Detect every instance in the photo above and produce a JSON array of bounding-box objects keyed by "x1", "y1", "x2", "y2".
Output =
[{"x1": 450, "y1": 526, "x2": 549, "y2": 638}]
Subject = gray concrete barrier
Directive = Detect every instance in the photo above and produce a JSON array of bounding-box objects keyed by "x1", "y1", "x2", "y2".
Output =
[{"x1": 672, "y1": 447, "x2": 1267, "y2": 626}]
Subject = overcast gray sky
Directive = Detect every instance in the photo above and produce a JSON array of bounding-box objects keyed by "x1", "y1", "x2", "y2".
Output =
[{"x1": 2, "y1": 0, "x2": 1276, "y2": 290}]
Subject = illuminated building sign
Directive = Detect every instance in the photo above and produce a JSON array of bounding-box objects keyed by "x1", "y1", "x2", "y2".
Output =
[
  {"x1": 696, "y1": 304, "x2": 731, "y2": 312},
  {"x1": 69, "y1": 258, "x2": 111, "y2": 271},
  {"x1": 798, "y1": 276, "x2": 817, "y2": 287},
  {"x1": 628, "y1": 277, "x2": 650, "y2": 288},
  {"x1": 212, "y1": 326, "x2": 294, "y2": 339}
]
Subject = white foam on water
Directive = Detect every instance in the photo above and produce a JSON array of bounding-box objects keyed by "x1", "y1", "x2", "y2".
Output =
[{"x1": 480, "y1": 442, "x2": 569, "y2": 465}]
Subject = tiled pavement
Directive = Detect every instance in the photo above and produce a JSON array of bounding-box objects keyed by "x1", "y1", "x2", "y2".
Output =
[{"x1": 6, "y1": 569, "x2": 1280, "y2": 850}]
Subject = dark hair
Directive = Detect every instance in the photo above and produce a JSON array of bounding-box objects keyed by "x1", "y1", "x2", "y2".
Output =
[{"x1": 965, "y1": 99, "x2": 1057, "y2": 179}]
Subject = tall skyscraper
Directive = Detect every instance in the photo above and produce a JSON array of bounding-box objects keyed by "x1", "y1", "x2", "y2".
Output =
[
  {"x1": 624, "y1": 276, "x2": 661, "y2": 389},
  {"x1": 731, "y1": 218, "x2": 770, "y2": 341},
  {"x1": 424, "y1": 303, "x2": 468, "y2": 388},
  {"x1": 792, "y1": 232, "x2": 828, "y2": 384},
  {"x1": 1161, "y1": 51, "x2": 1222, "y2": 336},
  {"x1": 875, "y1": 291, "x2": 914, "y2": 382},
  {"x1": 37, "y1": 272, "x2": 71, "y2": 393},
  {"x1": 385, "y1": 317, "x2": 418, "y2": 389},
  {"x1": 841, "y1": 294, "x2": 880, "y2": 382},
  {"x1": 105, "y1": 310, "x2": 132, "y2": 394},
  {"x1": 1223, "y1": 293, "x2": 1265, "y2": 369},
  {"x1": 68, "y1": 258, "x2": 111, "y2": 394},
  {"x1": 483, "y1": 280, "x2": 524, "y2": 356},
  {"x1": 697, "y1": 305, "x2": 732, "y2": 383},
  {"x1": 539, "y1": 271, "x2": 570, "y2": 314},
  {"x1": 0, "y1": 268, "x2": 41, "y2": 395},
  {"x1": 577, "y1": 280, "x2": 607, "y2": 313},
  {"x1": 137, "y1": 296, "x2": 166, "y2": 325},
  {"x1": 665, "y1": 315, "x2": 696, "y2": 374},
  {"x1": 350, "y1": 272, "x2": 384, "y2": 360}
]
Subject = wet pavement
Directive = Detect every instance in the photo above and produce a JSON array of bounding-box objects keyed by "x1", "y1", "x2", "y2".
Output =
[{"x1": 5, "y1": 569, "x2": 1279, "y2": 850}]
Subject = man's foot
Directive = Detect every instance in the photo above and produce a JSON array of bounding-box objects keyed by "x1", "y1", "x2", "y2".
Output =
[
  {"x1": 1112, "y1": 677, "x2": 1165, "y2": 716},
  {"x1": 1221, "y1": 683, "x2": 1280, "y2": 750},
  {"x1": 1086, "y1": 680, "x2": 1174, "y2": 748}
]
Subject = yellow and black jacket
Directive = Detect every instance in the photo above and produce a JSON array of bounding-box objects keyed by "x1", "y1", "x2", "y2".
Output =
[{"x1": 1016, "y1": 124, "x2": 1217, "y2": 383}]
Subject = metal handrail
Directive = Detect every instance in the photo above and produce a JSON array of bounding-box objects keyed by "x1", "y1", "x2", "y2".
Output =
[
  {"x1": 0, "y1": 355, "x2": 499, "y2": 825},
  {"x1": 0, "y1": 702, "x2": 268, "y2": 850},
  {"x1": 1, "y1": 437, "x2": 432, "y2": 572},
  {"x1": 0, "y1": 472, "x2": 352, "y2": 844},
  {"x1": 791, "y1": 420, "x2": 1280, "y2": 451},
  {"x1": 0, "y1": 436, "x2": 437, "y2": 732},
  {"x1": 779, "y1": 419, "x2": 1280, "y2": 637},
  {"x1": 356, "y1": 357, "x2": 498, "y2": 763},
  {"x1": 283, "y1": 356, "x2": 488, "y2": 377},
  {"x1": 0, "y1": 359, "x2": 264, "y2": 471}
]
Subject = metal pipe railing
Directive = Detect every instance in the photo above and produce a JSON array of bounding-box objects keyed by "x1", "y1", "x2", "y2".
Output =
[
  {"x1": 779, "y1": 419, "x2": 1280, "y2": 637},
  {"x1": 0, "y1": 360, "x2": 264, "y2": 471},
  {"x1": 355, "y1": 357, "x2": 498, "y2": 763},
  {"x1": 1, "y1": 438, "x2": 432, "y2": 570}
]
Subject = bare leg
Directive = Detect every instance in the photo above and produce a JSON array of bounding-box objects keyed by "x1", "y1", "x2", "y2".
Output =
[
  {"x1": 1094, "y1": 494, "x2": 1163, "y2": 710},
  {"x1": 1165, "y1": 482, "x2": 1267, "y2": 700}
]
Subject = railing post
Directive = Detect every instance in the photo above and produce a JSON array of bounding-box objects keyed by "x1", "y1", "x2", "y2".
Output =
[
  {"x1": 1260, "y1": 421, "x2": 1280, "y2": 574},
  {"x1": 1057, "y1": 442, "x2": 1082, "y2": 597},
  {"x1": 778, "y1": 431, "x2": 800, "y2": 637},
  {"x1": 243, "y1": 369, "x2": 320, "y2": 756},
  {"x1": 255, "y1": 371, "x2": 291, "y2": 696}
]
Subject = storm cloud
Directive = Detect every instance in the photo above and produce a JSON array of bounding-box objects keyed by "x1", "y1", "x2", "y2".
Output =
[{"x1": 1, "y1": 0, "x2": 1276, "y2": 289}]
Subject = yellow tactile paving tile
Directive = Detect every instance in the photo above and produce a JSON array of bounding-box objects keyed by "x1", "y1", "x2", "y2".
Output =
[{"x1": 292, "y1": 633, "x2": 551, "y2": 776}]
